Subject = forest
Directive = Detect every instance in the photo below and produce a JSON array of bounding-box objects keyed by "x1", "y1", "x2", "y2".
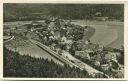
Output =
[
  {"x1": 3, "y1": 46, "x2": 93, "y2": 78},
  {"x1": 3, "y1": 4, "x2": 124, "y2": 21}
]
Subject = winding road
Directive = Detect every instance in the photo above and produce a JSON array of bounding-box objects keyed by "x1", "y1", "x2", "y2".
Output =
[{"x1": 3, "y1": 36, "x2": 14, "y2": 43}]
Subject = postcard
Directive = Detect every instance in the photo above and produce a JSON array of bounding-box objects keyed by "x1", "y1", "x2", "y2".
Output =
[{"x1": 0, "y1": 0, "x2": 128, "y2": 80}]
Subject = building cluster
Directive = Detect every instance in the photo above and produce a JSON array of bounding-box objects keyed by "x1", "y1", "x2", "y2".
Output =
[
  {"x1": 27, "y1": 17, "x2": 86, "y2": 55},
  {"x1": 73, "y1": 40, "x2": 123, "y2": 77},
  {"x1": 4, "y1": 16, "x2": 124, "y2": 78},
  {"x1": 26, "y1": 17, "x2": 123, "y2": 78},
  {"x1": 25, "y1": 17, "x2": 124, "y2": 78}
]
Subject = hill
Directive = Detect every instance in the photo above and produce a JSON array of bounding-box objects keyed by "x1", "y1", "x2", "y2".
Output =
[{"x1": 3, "y1": 4, "x2": 124, "y2": 21}]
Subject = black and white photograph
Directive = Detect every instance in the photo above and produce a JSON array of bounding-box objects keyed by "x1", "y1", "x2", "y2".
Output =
[{"x1": 3, "y1": 3, "x2": 124, "y2": 78}]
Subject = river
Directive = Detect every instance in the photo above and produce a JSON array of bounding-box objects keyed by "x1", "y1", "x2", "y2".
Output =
[
  {"x1": 4, "y1": 20, "x2": 124, "y2": 49},
  {"x1": 71, "y1": 20, "x2": 124, "y2": 49}
]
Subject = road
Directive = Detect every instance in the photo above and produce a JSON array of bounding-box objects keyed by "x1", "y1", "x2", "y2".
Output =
[
  {"x1": 3, "y1": 20, "x2": 110, "y2": 77},
  {"x1": 30, "y1": 39, "x2": 109, "y2": 78},
  {"x1": 4, "y1": 36, "x2": 14, "y2": 43}
]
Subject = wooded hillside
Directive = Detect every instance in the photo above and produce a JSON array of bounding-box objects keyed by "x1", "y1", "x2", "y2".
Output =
[{"x1": 3, "y1": 4, "x2": 124, "y2": 21}]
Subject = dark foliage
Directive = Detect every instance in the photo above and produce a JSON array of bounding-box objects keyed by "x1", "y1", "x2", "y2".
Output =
[
  {"x1": 3, "y1": 47, "x2": 91, "y2": 78},
  {"x1": 3, "y1": 4, "x2": 124, "y2": 22}
]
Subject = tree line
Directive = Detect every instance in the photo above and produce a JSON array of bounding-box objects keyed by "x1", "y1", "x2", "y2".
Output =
[
  {"x1": 4, "y1": 4, "x2": 124, "y2": 21},
  {"x1": 3, "y1": 46, "x2": 92, "y2": 78}
]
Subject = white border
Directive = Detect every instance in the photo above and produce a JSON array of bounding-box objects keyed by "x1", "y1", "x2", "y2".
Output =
[
  {"x1": 124, "y1": 1, "x2": 128, "y2": 80},
  {"x1": 0, "y1": 0, "x2": 128, "y2": 80},
  {"x1": 1, "y1": 0, "x2": 128, "y2": 4},
  {"x1": 0, "y1": 0, "x2": 3, "y2": 80}
]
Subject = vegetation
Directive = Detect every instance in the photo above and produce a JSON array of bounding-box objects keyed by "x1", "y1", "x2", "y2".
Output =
[
  {"x1": 4, "y1": 4, "x2": 124, "y2": 21},
  {"x1": 3, "y1": 47, "x2": 91, "y2": 78},
  {"x1": 3, "y1": 4, "x2": 124, "y2": 78},
  {"x1": 74, "y1": 47, "x2": 124, "y2": 78}
]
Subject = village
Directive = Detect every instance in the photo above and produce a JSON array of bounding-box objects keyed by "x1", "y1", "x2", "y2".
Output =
[{"x1": 3, "y1": 15, "x2": 124, "y2": 78}]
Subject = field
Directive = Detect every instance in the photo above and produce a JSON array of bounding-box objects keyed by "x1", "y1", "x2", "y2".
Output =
[{"x1": 72, "y1": 20, "x2": 124, "y2": 49}]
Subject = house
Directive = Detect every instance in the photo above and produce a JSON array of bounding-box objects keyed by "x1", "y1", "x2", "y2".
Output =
[
  {"x1": 82, "y1": 43, "x2": 99, "y2": 51},
  {"x1": 104, "y1": 52, "x2": 117, "y2": 62},
  {"x1": 94, "y1": 12, "x2": 108, "y2": 21},
  {"x1": 115, "y1": 70, "x2": 124, "y2": 78},
  {"x1": 48, "y1": 21, "x2": 55, "y2": 30},
  {"x1": 85, "y1": 40, "x2": 89, "y2": 44},
  {"x1": 93, "y1": 17, "x2": 108, "y2": 21},
  {"x1": 94, "y1": 60, "x2": 101, "y2": 67},
  {"x1": 101, "y1": 64, "x2": 110, "y2": 71},
  {"x1": 60, "y1": 19, "x2": 66, "y2": 28},
  {"x1": 95, "y1": 12, "x2": 102, "y2": 16},
  {"x1": 61, "y1": 36, "x2": 67, "y2": 43},
  {"x1": 60, "y1": 27, "x2": 67, "y2": 37},
  {"x1": 31, "y1": 21, "x2": 47, "y2": 27},
  {"x1": 98, "y1": 45, "x2": 104, "y2": 51},
  {"x1": 75, "y1": 51, "x2": 90, "y2": 60},
  {"x1": 65, "y1": 39, "x2": 73, "y2": 50},
  {"x1": 62, "y1": 51, "x2": 76, "y2": 60},
  {"x1": 66, "y1": 27, "x2": 72, "y2": 35},
  {"x1": 54, "y1": 31, "x2": 61, "y2": 39},
  {"x1": 29, "y1": 13, "x2": 46, "y2": 19},
  {"x1": 85, "y1": 49, "x2": 94, "y2": 54},
  {"x1": 19, "y1": 16, "x2": 27, "y2": 20}
]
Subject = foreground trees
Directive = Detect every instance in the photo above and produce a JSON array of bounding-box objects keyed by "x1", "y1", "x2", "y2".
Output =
[{"x1": 3, "y1": 47, "x2": 91, "y2": 78}]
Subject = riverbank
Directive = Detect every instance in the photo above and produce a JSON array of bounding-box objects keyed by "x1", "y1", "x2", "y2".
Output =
[
  {"x1": 72, "y1": 20, "x2": 123, "y2": 49},
  {"x1": 4, "y1": 20, "x2": 123, "y2": 49}
]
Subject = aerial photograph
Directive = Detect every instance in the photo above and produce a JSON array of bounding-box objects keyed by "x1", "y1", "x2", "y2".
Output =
[{"x1": 3, "y1": 4, "x2": 124, "y2": 78}]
